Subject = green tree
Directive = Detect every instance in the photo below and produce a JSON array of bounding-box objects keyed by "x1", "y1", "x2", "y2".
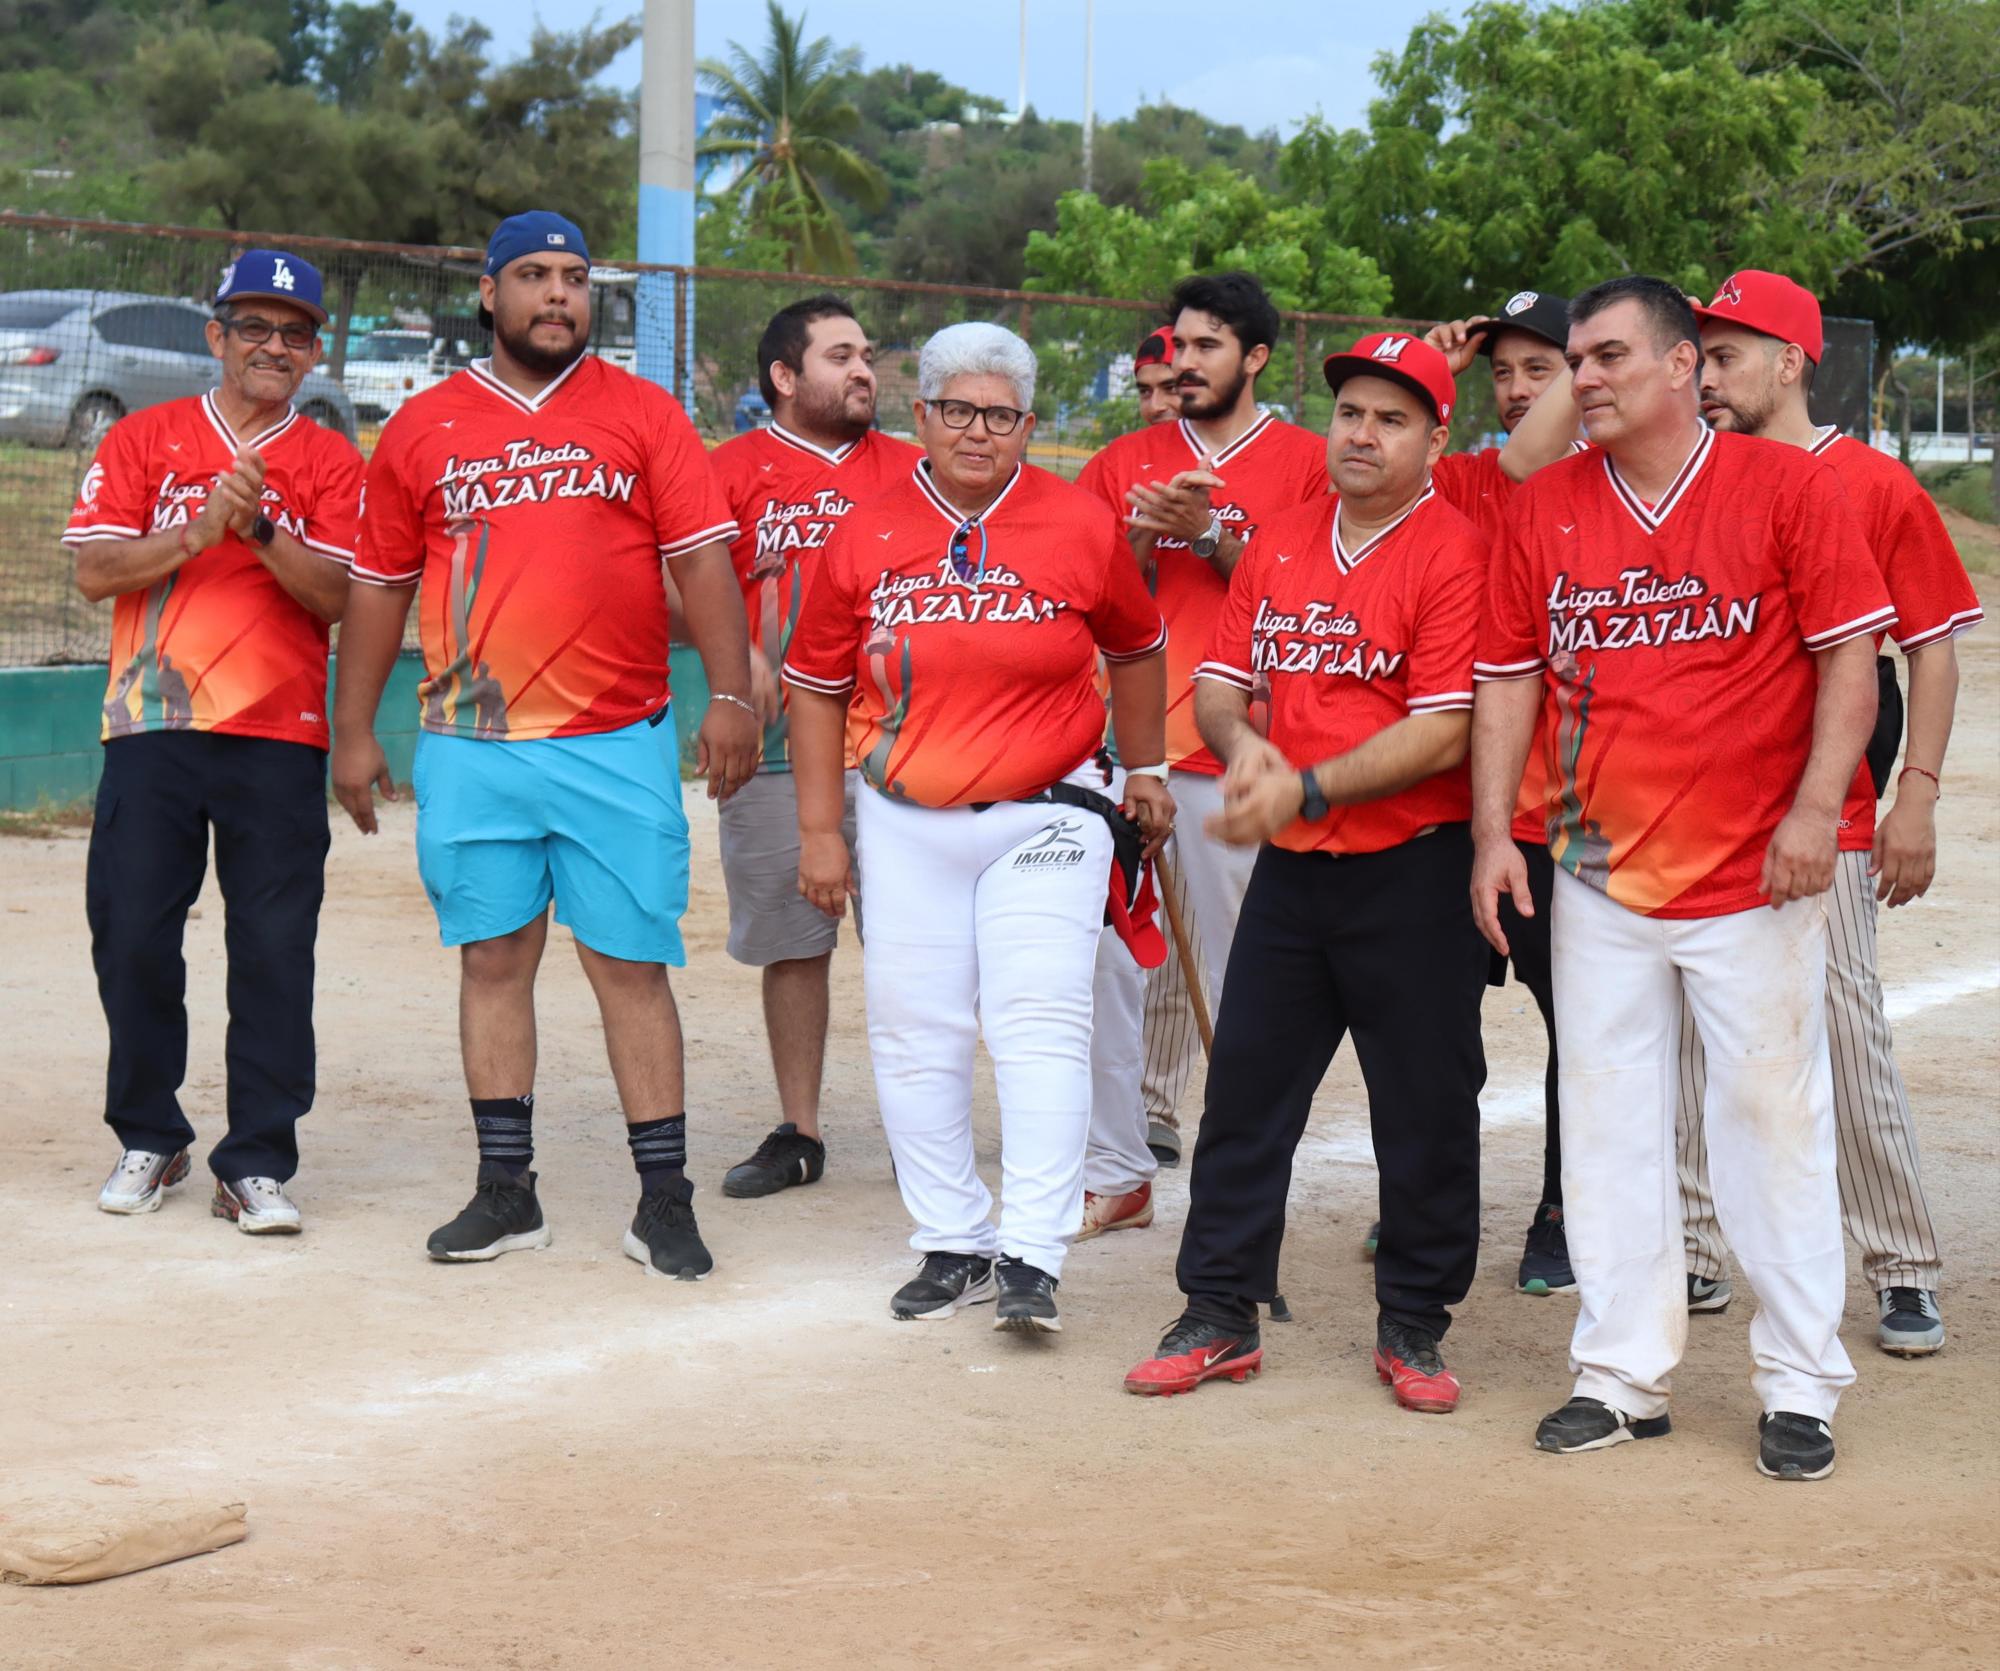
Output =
[{"x1": 696, "y1": 1, "x2": 889, "y2": 275}]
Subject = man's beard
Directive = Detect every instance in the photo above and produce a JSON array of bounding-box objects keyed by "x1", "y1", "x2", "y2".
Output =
[
  {"x1": 496, "y1": 313, "x2": 588, "y2": 378},
  {"x1": 1179, "y1": 365, "x2": 1248, "y2": 422},
  {"x1": 794, "y1": 377, "x2": 873, "y2": 441}
]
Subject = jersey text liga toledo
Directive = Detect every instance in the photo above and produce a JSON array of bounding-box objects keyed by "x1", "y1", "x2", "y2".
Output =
[
  {"x1": 1803, "y1": 428, "x2": 1983, "y2": 851},
  {"x1": 1475, "y1": 428, "x2": 1894, "y2": 918},
  {"x1": 353, "y1": 355, "x2": 736, "y2": 740},
  {"x1": 709, "y1": 422, "x2": 921, "y2": 768},
  {"x1": 63, "y1": 393, "x2": 363, "y2": 746},
  {"x1": 784, "y1": 462, "x2": 1166, "y2": 808},
  {"x1": 1075, "y1": 411, "x2": 1326, "y2": 773},
  {"x1": 1197, "y1": 484, "x2": 1483, "y2": 854}
]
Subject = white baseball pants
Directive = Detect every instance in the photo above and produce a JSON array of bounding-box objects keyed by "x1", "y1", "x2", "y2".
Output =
[
  {"x1": 1677, "y1": 850, "x2": 1941, "y2": 1291},
  {"x1": 1134, "y1": 769, "x2": 1257, "y2": 1127},
  {"x1": 1553, "y1": 870, "x2": 1855, "y2": 1423},
  {"x1": 856, "y1": 775, "x2": 1113, "y2": 1279}
]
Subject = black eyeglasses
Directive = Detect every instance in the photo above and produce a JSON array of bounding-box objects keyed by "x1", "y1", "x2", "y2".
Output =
[
  {"x1": 931, "y1": 399, "x2": 1025, "y2": 435},
  {"x1": 224, "y1": 318, "x2": 318, "y2": 350},
  {"x1": 948, "y1": 517, "x2": 989, "y2": 586}
]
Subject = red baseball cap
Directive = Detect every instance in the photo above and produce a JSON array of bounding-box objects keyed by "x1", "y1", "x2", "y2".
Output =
[
  {"x1": 1691, "y1": 270, "x2": 1823, "y2": 364},
  {"x1": 1134, "y1": 325, "x2": 1174, "y2": 367},
  {"x1": 1322, "y1": 331, "x2": 1455, "y2": 425}
]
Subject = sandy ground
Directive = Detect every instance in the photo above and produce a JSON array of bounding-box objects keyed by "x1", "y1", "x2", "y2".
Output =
[{"x1": 3, "y1": 585, "x2": 1997, "y2": 1669}]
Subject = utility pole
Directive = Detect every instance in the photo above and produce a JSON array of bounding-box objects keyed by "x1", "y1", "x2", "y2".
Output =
[
  {"x1": 1018, "y1": 0, "x2": 1029, "y2": 118},
  {"x1": 637, "y1": 0, "x2": 695, "y2": 402},
  {"x1": 1081, "y1": 0, "x2": 1095, "y2": 192}
]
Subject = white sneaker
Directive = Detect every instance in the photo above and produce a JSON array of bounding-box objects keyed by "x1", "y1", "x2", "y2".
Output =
[
  {"x1": 98, "y1": 1148, "x2": 192, "y2": 1214},
  {"x1": 212, "y1": 1176, "x2": 302, "y2": 1235}
]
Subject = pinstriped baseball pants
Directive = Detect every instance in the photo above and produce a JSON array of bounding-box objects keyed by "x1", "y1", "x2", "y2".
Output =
[{"x1": 1677, "y1": 850, "x2": 1942, "y2": 1292}]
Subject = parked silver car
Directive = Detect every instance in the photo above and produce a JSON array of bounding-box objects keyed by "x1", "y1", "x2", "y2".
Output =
[{"x1": 0, "y1": 289, "x2": 359, "y2": 449}]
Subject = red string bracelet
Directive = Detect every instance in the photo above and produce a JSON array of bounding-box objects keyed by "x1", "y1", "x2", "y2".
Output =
[{"x1": 1899, "y1": 765, "x2": 1941, "y2": 795}]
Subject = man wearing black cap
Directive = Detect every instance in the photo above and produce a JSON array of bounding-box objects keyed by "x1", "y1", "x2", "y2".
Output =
[
  {"x1": 1418, "y1": 290, "x2": 1581, "y2": 1298},
  {"x1": 66, "y1": 248, "x2": 364, "y2": 1234},
  {"x1": 1124, "y1": 332, "x2": 1489, "y2": 1414},
  {"x1": 334, "y1": 211, "x2": 758, "y2": 1281}
]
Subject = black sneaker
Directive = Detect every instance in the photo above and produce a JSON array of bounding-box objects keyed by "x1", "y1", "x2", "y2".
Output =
[
  {"x1": 722, "y1": 1122, "x2": 826, "y2": 1198},
  {"x1": 1687, "y1": 1273, "x2": 1732, "y2": 1313},
  {"x1": 622, "y1": 1177, "x2": 713, "y2": 1280},
  {"x1": 993, "y1": 1257, "x2": 1061, "y2": 1334},
  {"x1": 427, "y1": 1164, "x2": 552, "y2": 1262},
  {"x1": 1877, "y1": 1287, "x2": 1944, "y2": 1356},
  {"x1": 1757, "y1": 1411, "x2": 1835, "y2": 1480},
  {"x1": 1535, "y1": 1396, "x2": 1672, "y2": 1454},
  {"x1": 1517, "y1": 1202, "x2": 1576, "y2": 1296},
  {"x1": 890, "y1": 1251, "x2": 996, "y2": 1320}
]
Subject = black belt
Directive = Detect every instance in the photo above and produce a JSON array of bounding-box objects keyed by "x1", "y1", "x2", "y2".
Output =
[{"x1": 971, "y1": 779, "x2": 1145, "y2": 923}]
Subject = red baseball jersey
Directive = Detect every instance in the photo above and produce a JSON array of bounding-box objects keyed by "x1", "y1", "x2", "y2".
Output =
[
  {"x1": 783, "y1": 462, "x2": 1166, "y2": 808},
  {"x1": 1475, "y1": 427, "x2": 1895, "y2": 918},
  {"x1": 1075, "y1": 411, "x2": 1327, "y2": 774},
  {"x1": 353, "y1": 355, "x2": 737, "y2": 741},
  {"x1": 1197, "y1": 484, "x2": 1483, "y2": 855},
  {"x1": 1804, "y1": 429, "x2": 1984, "y2": 850},
  {"x1": 62, "y1": 393, "x2": 362, "y2": 747},
  {"x1": 709, "y1": 422, "x2": 921, "y2": 768}
]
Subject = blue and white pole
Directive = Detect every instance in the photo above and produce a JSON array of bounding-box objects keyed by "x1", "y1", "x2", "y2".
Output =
[{"x1": 637, "y1": 0, "x2": 695, "y2": 402}]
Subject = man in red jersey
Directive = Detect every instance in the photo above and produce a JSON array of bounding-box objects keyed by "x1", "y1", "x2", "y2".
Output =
[
  {"x1": 68, "y1": 248, "x2": 361, "y2": 1235},
  {"x1": 1471, "y1": 276, "x2": 1893, "y2": 1481},
  {"x1": 1419, "y1": 289, "x2": 1579, "y2": 1295},
  {"x1": 333, "y1": 212, "x2": 758, "y2": 1282},
  {"x1": 1124, "y1": 333, "x2": 1489, "y2": 1414},
  {"x1": 1074, "y1": 272, "x2": 1328, "y2": 1173},
  {"x1": 784, "y1": 321, "x2": 1171, "y2": 1333},
  {"x1": 706, "y1": 296, "x2": 920, "y2": 1200},
  {"x1": 1131, "y1": 324, "x2": 1180, "y2": 427},
  {"x1": 1674, "y1": 270, "x2": 1982, "y2": 1358}
]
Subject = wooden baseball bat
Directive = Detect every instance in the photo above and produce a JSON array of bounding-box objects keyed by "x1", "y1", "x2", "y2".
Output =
[{"x1": 1155, "y1": 850, "x2": 1213, "y2": 1060}]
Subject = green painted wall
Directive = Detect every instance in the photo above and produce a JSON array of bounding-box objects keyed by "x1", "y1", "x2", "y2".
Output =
[{"x1": 0, "y1": 648, "x2": 714, "y2": 811}]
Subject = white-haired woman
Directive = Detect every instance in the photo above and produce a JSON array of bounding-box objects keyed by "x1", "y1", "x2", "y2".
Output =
[{"x1": 784, "y1": 321, "x2": 1173, "y2": 1333}]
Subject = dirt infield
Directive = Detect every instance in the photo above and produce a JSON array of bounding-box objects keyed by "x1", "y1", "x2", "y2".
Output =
[{"x1": 4, "y1": 585, "x2": 1996, "y2": 1668}]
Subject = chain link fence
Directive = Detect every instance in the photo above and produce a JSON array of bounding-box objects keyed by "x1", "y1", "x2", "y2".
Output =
[{"x1": 0, "y1": 210, "x2": 1458, "y2": 666}]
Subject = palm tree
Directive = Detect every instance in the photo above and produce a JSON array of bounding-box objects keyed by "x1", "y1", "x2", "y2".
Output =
[{"x1": 697, "y1": 3, "x2": 889, "y2": 275}]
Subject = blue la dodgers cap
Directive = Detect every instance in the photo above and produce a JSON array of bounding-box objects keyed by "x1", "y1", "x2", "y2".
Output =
[{"x1": 215, "y1": 248, "x2": 327, "y2": 323}]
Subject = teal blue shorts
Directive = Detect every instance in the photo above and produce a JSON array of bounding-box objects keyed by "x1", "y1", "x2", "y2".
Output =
[{"x1": 413, "y1": 709, "x2": 689, "y2": 965}]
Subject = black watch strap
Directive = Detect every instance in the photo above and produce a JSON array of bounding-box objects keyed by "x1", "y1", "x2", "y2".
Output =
[
  {"x1": 249, "y1": 513, "x2": 277, "y2": 547},
  {"x1": 1299, "y1": 767, "x2": 1330, "y2": 822}
]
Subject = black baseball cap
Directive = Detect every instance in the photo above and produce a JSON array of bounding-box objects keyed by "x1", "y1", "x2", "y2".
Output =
[{"x1": 1466, "y1": 290, "x2": 1571, "y2": 357}]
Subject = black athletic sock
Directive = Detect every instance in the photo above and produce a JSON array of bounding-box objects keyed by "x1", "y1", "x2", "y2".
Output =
[
  {"x1": 472, "y1": 1094, "x2": 534, "y2": 1176},
  {"x1": 628, "y1": 1113, "x2": 686, "y2": 1191}
]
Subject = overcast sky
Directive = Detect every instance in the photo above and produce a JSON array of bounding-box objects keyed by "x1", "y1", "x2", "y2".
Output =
[{"x1": 394, "y1": 1, "x2": 1473, "y2": 138}]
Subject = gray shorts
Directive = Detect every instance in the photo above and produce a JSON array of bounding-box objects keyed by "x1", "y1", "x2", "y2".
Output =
[{"x1": 718, "y1": 769, "x2": 861, "y2": 966}]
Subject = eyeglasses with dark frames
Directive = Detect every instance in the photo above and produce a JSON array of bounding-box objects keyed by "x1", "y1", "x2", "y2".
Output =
[
  {"x1": 931, "y1": 399, "x2": 1024, "y2": 435},
  {"x1": 223, "y1": 317, "x2": 319, "y2": 351}
]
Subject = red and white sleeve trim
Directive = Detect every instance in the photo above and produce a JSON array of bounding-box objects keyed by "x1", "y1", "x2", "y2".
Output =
[
  {"x1": 659, "y1": 520, "x2": 741, "y2": 560},
  {"x1": 781, "y1": 661, "x2": 855, "y2": 695},
  {"x1": 302, "y1": 534, "x2": 356, "y2": 566},
  {"x1": 1407, "y1": 690, "x2": 1475, "y2": 714},
  {"x1": 1895, "y1": 607, "x2": 1983, "y2": 652},
  {"x1": 1472, "y1": 655, "x2": 1545, "y2": 682},
  {"x1": 1100, "y1": 625, "x2": 1168, "y2": 663},
  {"x1": 61, "y1": 522, "x2": 145, "y2": 546},
  {"x1": 348, "y1": 560, "x2": 421, "y2": 589},
  {"x1": 1192, "y1": 658, "x2": 1255, "y2": 691},
  {"x1": 1803, "y1": 604, "x2": 1898, "y2": 651}
]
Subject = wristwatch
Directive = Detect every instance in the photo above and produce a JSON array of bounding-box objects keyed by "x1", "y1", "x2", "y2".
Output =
[
  {"x1": 1299, "y1": 767, "x2": 1330, "y2": 822},
  {"x1": 248, "y1": 513, "x2": 277, "y2": 547},
  {"x1": 1190, "y1": 514, "x2": 1224, "y2": 559}
]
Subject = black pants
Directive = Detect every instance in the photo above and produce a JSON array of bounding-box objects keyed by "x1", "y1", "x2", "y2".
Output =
[
  {"x1": 1177, "y1": 825, "x2": 1488, "y2": 1337},
  {"x1": 1491, "y1": 838, "x2": 1561, "y2": 1207},
  {"x1": 85, "y1": 732, "x2": 329, "y2": 1182}
]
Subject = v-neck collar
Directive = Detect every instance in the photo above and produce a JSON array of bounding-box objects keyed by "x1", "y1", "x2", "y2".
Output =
[
  {"x1": 200, "y1": 390, "x2": 296, "y2": 454},
  {"x1": 1178, "y1": 409, "x2": 1275, "y2": 469},
  {"x1": 1808, "y1": 425, "x2": 1842, "y2": 457},
  {"x1": 1603, "y1": 425, "x2": 1714, "y2": 534},
  {"x1": 769, "y1": 422, "x2": 860, "y2": 466},
  {"x1": 466, "y1": 352, "x2": 589, "y2": 415},
  {"x1": 1332, "y1": 483, "x2": 1435, "y2": 573},
  {"x1": 913, "y1": 459, "x2": 1023, "y2": 529}
]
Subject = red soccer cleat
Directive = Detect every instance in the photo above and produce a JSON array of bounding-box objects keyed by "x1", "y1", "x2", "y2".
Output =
[
  {"x1": 1374, "y1": 1319, "x2": 1460, "y2": 1414},
  {"x1": 1124, "y1": 1314, "x2": 1263, "y2": 1396},
  {"x1": 1078, "y1": 1180, "x2": 1154, "y2": 1241}
]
